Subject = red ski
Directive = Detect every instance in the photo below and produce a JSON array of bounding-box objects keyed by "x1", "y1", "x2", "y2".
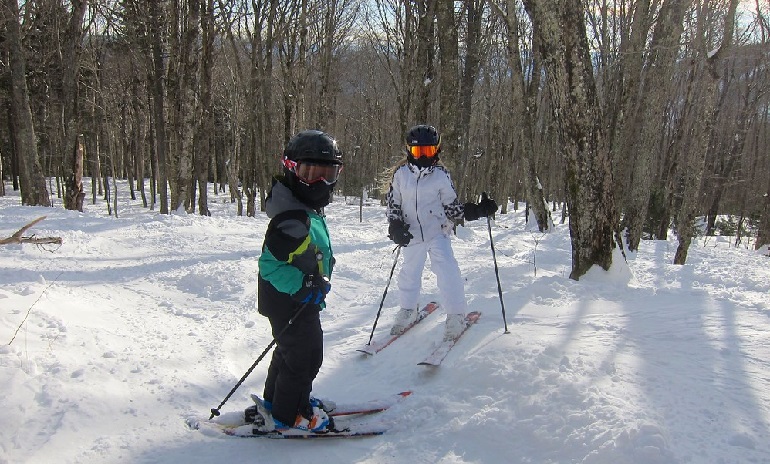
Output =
[
  {"x1": 357, "y1": 302, "x2": 440, "y2": 355},
  {"x1": 418, "y1": 311, "x2": 481, "y2": 366}
]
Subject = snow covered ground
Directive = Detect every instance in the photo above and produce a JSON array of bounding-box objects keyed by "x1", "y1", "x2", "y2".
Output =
[{"x1": 1, "y1": 181, "x2": 769, "y2": 464}]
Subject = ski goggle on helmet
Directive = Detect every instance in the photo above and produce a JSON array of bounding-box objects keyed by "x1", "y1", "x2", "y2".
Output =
[
  {"x1": 406, "y1": 125, "x2": 441, "y2": 159},
  {"x1": 283, "y1": 157, "x2": 342, "y2": 185},
  {"x1": 408, "y1": 144, "x2": 439, "y2": 159}
]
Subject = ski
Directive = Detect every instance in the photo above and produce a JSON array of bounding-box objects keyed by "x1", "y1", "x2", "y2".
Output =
[
  {"x1": 418, "y1": 311, "x2": 481, "y2": 366},
  {"x1": 357, "y1": 302, "x2": 440, "y2": 355},
  {"x1": 187, "y1": 391, "x2": 411, "y2": 439},
  {"x1": 322, "y1": 390, "x2": 412, "y2": 416},
  {"x1": 233, "y1": 428, "x2": 386, "y2": 439},
  {"x1": 247, "y1": 390, "x2": 412, "y2": 418},
  {"x1": 189, "y1": 420, "x2": 388, "y2": 439}
]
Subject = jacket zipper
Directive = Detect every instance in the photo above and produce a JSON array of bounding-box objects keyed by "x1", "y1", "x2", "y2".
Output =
[{"x1": 415, "y1": 170, "x2": 425, "y2": 242}]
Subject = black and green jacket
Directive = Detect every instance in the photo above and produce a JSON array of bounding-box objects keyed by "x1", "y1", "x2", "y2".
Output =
[{"x1": 258, "y1": 178, "x2": 335, "y2": 316}]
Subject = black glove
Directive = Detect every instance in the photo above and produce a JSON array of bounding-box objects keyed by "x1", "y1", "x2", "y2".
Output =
[
  {"x1": 478, "y1": 194, "x2": 498, "y2": 216},
  {"x1": 292, "y1": 274, "x2": 331, "y2": 305},
  {"x1": 463, "y1": 193, "x2": 498, "y2": 221},
  {"x1": 388, "y1": 219, "x2": 413, "y2": 246}
]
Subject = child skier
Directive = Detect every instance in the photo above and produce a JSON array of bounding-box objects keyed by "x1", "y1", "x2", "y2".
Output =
[
  {"x1": 385, "y1": 124, "x2": 497, "y2": 341},
  {"x1": 257, "y1": 130, "x2": 343, "y2": 433}
]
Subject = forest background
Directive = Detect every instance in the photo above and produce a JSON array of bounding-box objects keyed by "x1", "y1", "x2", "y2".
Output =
[{"x1": 1, "y1": 0, "x2": 769, "y2": 278}]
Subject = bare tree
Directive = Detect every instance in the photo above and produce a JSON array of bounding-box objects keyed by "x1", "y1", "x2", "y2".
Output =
[
  {"x1": 167, "y1": 0, "x2": 200, "y2": 213},
  {"x1": 671, "y1": 0, "x2": 740, "y2": 264},
  {"x1": 758, "y1": 149, "x2": 770, "y2": 251},
  {"x1": 364, "y1": 0, "x2": 422, "y2": 140},
  {"x1": 616, "y1": 0, "x2": 691, "y2": 251},
  {"x1": 214, "y1": 0, "x2": 253, "y2": 214},
  {"x1": 414, "y1": 0, "x2": 437, "y2": 124},
  {"x1": 311, "y1": 0, "x2": 358, "y2": 130},
  {"x1": 702, "y1": 44, "x2": 767, "y2": 236},
  {"x1": 435, "y1": 1, "x2": 460, "y2": 169},
  {"x1": 2, "y1": 0, "x2": 51, "y2": 206},
  {"x1": 523, "y1": 0, "x2": 620, "y2": 279},
  {"x1": 489, "y1": 0, "x2": 552, "y2": 231},
  {"x1": 249, "y1": 0, "x2": 282, "y2": 215},
  {"x1": 755, "y1": 89, "x2": 770, "y2": 252},
  {"x1": 141, "y1": 0, "x2": 170, "y2": 214},
  {"x1": 60, "y1": 0, "x2": 89, "y2": 212},
  {"x1": 454, "y1": 0, "x2": 486, "y2": 200},
  {"x1": 194, "y1": 0, "x2": 215, "y2": 217}
]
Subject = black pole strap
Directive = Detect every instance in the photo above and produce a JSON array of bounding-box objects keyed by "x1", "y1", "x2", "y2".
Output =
[
  {"x1": 209, "y1": 301, "x2": 311, "y2": 419},
  {"x1": 365, "y1": 245, "x2": 402, "y2": 345}
]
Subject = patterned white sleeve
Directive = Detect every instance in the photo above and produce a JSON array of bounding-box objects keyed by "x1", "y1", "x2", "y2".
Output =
[
  {"x1": 386, "y1": 171, "x2": 403, "y2": 222},
  {"x1": 436, "y1": 166, "x2": 464, "y2": 221}
]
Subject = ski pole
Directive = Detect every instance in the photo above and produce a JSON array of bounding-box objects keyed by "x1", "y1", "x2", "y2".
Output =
[
  {"x1": 483, "y1": 192, "x2": 510, "y2": 334},
  {"x1": 209, "y1": 300, "x2": 311, "y2": 419},
  {"x1": 365, "y1": 245, "x2": 402, "y2": 345}
]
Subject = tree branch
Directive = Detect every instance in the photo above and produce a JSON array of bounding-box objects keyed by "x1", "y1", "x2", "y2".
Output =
[{"x1": 0, "y1": 216, "x2": 63, "y2": 245}]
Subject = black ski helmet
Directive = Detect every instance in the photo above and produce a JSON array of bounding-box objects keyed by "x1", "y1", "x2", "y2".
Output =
[
  {"x1": 405, "y1": 125, "x2": 440, "y2": 168},
  {"x1": 282, "y1": 130, "x2": 342, "y2": 209},
  {"x1": 406, "y1": 125, "x2": 440, "y2": 147},
  {"x1": 284, "y1": 130, "x2": 343, "y2": 165}
]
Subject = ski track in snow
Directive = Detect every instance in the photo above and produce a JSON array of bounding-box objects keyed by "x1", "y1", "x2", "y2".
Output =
[{"x1": 1, "y1": 183, "x2": 769, "y2": 464}]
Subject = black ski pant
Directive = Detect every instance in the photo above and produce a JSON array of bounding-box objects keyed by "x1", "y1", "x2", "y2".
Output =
[{"x1": 262, "y1": 305, "x2": 323, "y2": 425}]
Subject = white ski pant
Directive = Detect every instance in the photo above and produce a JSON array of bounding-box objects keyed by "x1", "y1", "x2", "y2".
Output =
[{"x1": 397, "y1": 234, "x2": 467, "y2": 316}]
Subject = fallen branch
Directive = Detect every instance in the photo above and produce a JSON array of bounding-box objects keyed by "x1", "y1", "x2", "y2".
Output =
[{"x1": 0, "y1": 216, "x2": 63, "y2": 245}]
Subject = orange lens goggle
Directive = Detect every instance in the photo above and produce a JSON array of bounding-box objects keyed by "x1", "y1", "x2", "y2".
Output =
[{"x1": 408, "y1": 145, "x2": 439, "y2": 158}]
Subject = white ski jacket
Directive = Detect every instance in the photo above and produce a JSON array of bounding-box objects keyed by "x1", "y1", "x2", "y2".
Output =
[{"x1": 386, "y1": 163, "x2": 465, "y2": 244}]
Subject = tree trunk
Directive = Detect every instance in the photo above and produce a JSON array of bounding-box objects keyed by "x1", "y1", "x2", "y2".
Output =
[
  {"x1": 148, "y1": 0, "x2": 169, "y2": 214},
  {"x1": 704, "y1": 87, "x2": 753, "y2": 236},
  {"x1": 619, "y1": 0, "x2": 690, "y2": 251},
  {"x1": 524, "y1": 0, "x2": 619, "y2": 280},
  {"x1": 0, "y1": 147, "x2": 5, "y2": 197},
  {"x1": 196, "y1": 0, "x2": 214, "y2": 217},
  {"x1": 436, "y1": 0, "x2": 460, "y2": 177},
  {"x1": 315, "y1": 1, "x2": 339, "y2": 129},
  {"x1": 757, "y1": 174, "x2": 770, "y2": 252},
  {"x1": 414, "y1": 0, "x2": 436, "y2": 124},
  {"x1": 167, "y1": 0, "x2": 200, "y2": 213},
  {"x1": 256, "y1": 0, "x2": 279, "y2": 213},
  {"x1": 61, "y1": 0, "x2": 88, "y2": 211},
  {"x1": 456, "y1": 0, "x2": 484, "y2": 201},
  {"x1": 756, "y1": 111, "x2": 770, "y2": 251},
  {"x1": 672, "y1": 0, "x2": 740, "y2": 265},
  {"x1": 3, "y1": 0, "x2": 51, "y2": 207},
  {"x1": 68, "y1": 135, "x2": 86, "y2": 212},
  {"x1": 490, "y1": 0, "x2": 552, "y2": 231}
]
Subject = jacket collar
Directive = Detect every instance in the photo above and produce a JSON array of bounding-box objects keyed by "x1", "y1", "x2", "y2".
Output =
[
  {"x1": 406, "y1": 162, "x2": 436, "y2": 176},
  {"x1": 265, "y1": 177, "x2": 318, "y2": 218}
]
